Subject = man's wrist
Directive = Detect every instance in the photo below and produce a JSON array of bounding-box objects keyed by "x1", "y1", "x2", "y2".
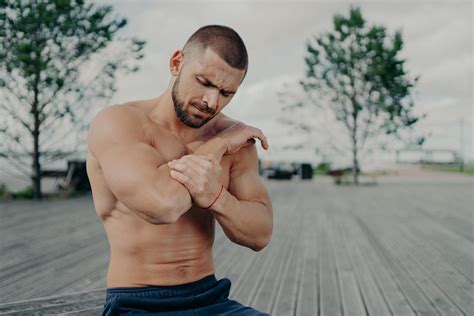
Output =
[
  {"x1": 210, "y1": 136, "x2": 228, "y2": 157},
  {"x1": 204, "y1": 184, "x2": 224, "y2": 209},
  {"x1": 207, "y1": 187, "x2": 231, "y2": 214},
  {"x1": 194, "y1": 137, "x2": 228, "y2": 161}
]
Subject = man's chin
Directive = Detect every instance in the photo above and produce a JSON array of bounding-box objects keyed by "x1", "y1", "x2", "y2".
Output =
[
  {"x1": 191, "y1": 114, "x2": 214, "y2": 128},
  {"x1": 185, "y1": 118, "x2": 208, "y2": 129}
]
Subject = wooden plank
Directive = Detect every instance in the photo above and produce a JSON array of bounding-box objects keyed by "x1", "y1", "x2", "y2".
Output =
[
  {"x1": 356, "y1": 180, "x2": 473, "y2": 313},
  {"x1": 1, "y1": 230, "x2": 103, "y2": 283},
  {"x1": 249, "y1": 230, "x2": 296, "y2": 312},
  {"x1": 248, "y1": 238, "x2": 292, "y2": 311},
  {"x1": 346, "y1": 215, "x2": 415, "y2": 316},
  {"x1": 406, "y1": 219, "x2": 474, "y2": 281},
  {"x1": 0, "y1": 290, "x2": 104, "y2": 313},
  {"x1": 1, "y1": 238, "x2": 106, "y2": 301},
  {"x1": 380, "y1": 226, "x2": 464, "y2": 315},
  {"x1": 3, "y1": 298, "x2": 103, "y2": 315},
  {"x1": 398, "y1": 225, "x2": 473, "y2": 314},
  {"x1": 233, "y1": 182, "x2": 300, "y2": 308},
  {"x1": 225, "y1": 250, "x2": 259, "y2": 295},
  {"x1": 61, "y1": 307, "x2": 103, "y2": 315},
  {"x1": 271, "y1": 223, "x2": 305, "y2": 315},
  {"x1": 230, "y1": 243, "x2": 271, "y2": 298},
  {"x1": 295, "y1": 208, "x2": 318, "y2": 316},
  {"x1": 398, "y1": 224, "x2": 473, "y2": 294},
  {"x1": 214, "y1": 237, "x2": 245, "y2": 275},
  {"x1": 1, "y1": 225, "x2": 103, "y2": 278},
  {"x1": 231, "y1": 232, "x2": 285, "y2": 305},
  {"x1": 338, "y1": 212, "x2": 392, "y2": 315},
  {"x1": 328, "y1": 211, "x2": 368, "y2": 316},
  {"x1": 352, "y1": 212, "x2": 445, "y2": 316},
  {"x1": 211, "y1": 223, "x2": 231, "y2": 258},
  {"x1": 319, "y1": 210, "x2": 343, "y2": 316}
]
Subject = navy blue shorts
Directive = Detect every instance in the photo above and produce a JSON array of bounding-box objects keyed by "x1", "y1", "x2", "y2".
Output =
[{"x1": 102, "y1": 275, "x2": 269, "y2": 315}]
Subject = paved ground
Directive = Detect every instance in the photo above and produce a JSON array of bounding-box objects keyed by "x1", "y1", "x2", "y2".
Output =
[{"x1": 0, "y1": 173, "x2": 473, "y2": 315}]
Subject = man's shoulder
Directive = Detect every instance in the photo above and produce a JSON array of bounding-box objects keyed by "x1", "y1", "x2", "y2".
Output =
[
  {"x1": 94, "y1": 102, "x2": 144, "y2": 121},
  {"x1": 88, "y1": 103, "x2": 149, "y2": 147},
  {"x1": 91, "y1": 102, "x2": 149, "y2": 131}
]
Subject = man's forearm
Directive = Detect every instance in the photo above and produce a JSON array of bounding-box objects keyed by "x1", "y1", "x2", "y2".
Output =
[
  {"x1": 209, "y1": 188, "x2": 273, "y2": 251},
  {"x1": 193, "y1": 137, "x2": 228, "y2": 161}
]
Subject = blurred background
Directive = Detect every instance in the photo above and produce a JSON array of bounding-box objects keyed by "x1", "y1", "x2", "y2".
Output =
[{"x1": 0, "y1": 0, "x2": 472, "y2": 197}]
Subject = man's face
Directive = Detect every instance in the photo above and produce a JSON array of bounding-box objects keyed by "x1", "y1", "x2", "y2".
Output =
[{"x1": 171, "y1": 48, "x2": 245, "y2": 129}]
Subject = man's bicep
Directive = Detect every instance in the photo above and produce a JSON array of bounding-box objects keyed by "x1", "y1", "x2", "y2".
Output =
[
  {"x1": 228, "y1": 144, "x2": 271, "y2": 208},
  {"x1": 88, "y1": 107, "x2": 164, "y2": 202},
  {"x1": 87, "y1": 108, "x2": 179, "y2": 222},
  {"x1": 98, "y1": 142, "x2": 166, "y2": 199},
  {"x1": 95, "y1": 141, "x2": 178, "y2": 220}
]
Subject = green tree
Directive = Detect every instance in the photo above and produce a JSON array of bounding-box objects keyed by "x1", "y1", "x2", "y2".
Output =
[
  {"x1": 0, "y1": 0, "x2": 145, "y2": 199},
  {"x1": 300, "y1": 6, "x2": 424, "y2": 184}
]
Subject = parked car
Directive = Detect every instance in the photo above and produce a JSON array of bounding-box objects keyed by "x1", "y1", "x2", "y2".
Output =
[{"x1": 263, "y1": 162, "x2": 313, "y2": 180}]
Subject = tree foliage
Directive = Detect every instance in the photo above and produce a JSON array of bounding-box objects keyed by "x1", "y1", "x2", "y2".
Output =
[
  {"x1": 299, "y1": 6, "x2": 424, "y2": 184},
  {"x1": 0, "y1": 0, "x2": 146, "y2": 198}
]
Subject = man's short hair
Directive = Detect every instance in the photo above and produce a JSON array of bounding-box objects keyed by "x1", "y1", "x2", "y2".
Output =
[{"x1": 183, "y1": 25, "x2": 248, "y2": 72}]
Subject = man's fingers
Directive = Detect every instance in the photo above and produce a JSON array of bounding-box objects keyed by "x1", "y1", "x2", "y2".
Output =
[
  {"x1": 205, "y1": 154, "x2": 220, "y2": 165},
  {"x1": 168, "y1": 160, "x2": 189, "y2": 172},
  {"x1": 263, "y1": 137, "x2": 269, "y2": 150},
  {"x1": 170, "y1": 169, "x2": 192, "y2": 186},
  {"x1": 168, "y1": 160, "x2": 201, "y2": 180},
  {"x1": 251, "y1": 128, "x2": 269, "y2": 150},
  {"x1": 169, "y1": 154, "x2": 212, "y2": 171}
]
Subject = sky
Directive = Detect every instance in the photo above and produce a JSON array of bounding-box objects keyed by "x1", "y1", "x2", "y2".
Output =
[
  {"x1": 0, "y1": 0, "x2": 473, "y2": 189},
  {"x1": 94, "y1": 0, "x2": 473, "y2": 166}
]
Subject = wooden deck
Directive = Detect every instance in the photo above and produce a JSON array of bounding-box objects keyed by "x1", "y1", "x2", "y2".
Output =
[{"x1": 0, "y1": 175, "x2": 473, "y2": 315}]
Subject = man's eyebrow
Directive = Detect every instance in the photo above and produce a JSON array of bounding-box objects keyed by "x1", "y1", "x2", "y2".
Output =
[{"x1": 197, "y1": 75, "x2": 235, "y2": 94}]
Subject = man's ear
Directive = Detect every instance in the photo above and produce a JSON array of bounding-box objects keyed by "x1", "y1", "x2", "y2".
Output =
[{"x1": 170, "y1": 50, "x2": 184, "y2": 76}]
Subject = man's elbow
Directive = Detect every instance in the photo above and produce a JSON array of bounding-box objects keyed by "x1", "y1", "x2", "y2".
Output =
[
  {"x1": 146, "y1": 195, "x2": 192, "y2": 225},
  {"x1": 250, "y1": 235, "x2": 271, "y2": 252},
  {"x1": 250, "y1": 206, "x2": 273, "y2": 251},
  {"x1": 251, "y1": 226, "x2": 272, "y2": 252}
]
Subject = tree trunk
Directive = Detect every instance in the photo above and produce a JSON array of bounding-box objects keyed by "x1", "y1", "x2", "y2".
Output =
[
  {"x1": 351, "y1": 97, "x2": 360, "y2": 185},
  {"x1": 352, "y1": 134, "x2": 359, "y2": 185},
  {"x1": 32, "y1": 69, "x2": 42, "y2": 200},
  {"x1": 32, "y1": 126, "x2": 42, "y2": 200},
  {"x1": 349, "y1": 74, "x2": 360, "y2": 185}
]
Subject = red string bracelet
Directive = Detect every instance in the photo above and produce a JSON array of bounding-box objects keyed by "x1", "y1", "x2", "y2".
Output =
[{"x1": 205, "y1": 184, "x2": 224, "y2": 209}]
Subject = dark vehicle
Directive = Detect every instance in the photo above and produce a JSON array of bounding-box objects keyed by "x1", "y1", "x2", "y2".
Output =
[
  {"x1": 263, "y1": 162, "x2": 294, "y2": 180},
  {"x1": 263, "y1": 162, "x2": 313, "y2": 180},
  {"x1": 300, "y1": 163, "x2": 313, "y2": 180},
  {"x1": 267, "y1": 168, "x2": 294, "y2": 180}
]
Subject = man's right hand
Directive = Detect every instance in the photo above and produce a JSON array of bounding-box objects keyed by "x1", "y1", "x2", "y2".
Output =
[{"x1": 216, "y1": 122, "x2": 269, "y2": 155}]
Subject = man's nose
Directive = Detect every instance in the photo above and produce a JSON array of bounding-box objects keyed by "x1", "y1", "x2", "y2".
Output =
[{"x1": 203, "y1": 90, "x2": 219, "y2": 110}]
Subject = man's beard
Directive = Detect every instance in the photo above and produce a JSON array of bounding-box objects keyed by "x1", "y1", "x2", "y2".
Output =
[{"x1": 172, "y1": 74, "x2": 215, "y2": 129}]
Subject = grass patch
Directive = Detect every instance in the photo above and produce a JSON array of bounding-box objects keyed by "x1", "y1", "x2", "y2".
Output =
[
  {"x1": 314, "y1": 169, "x2": 329, "y2": 175},
  {"x1": 10, "y1": 186, "x2": 34, "y2": 199},
  {"x1": 422, "y1": 164, "x2": 474, "y2": 175},
  {"x1": 0, "y1": 184, "x2": 86, "y2": 200}
]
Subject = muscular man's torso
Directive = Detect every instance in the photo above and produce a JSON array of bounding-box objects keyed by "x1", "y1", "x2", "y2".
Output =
[{"x1": 86, "y1": 100, "x2": 235, "y2": 287}]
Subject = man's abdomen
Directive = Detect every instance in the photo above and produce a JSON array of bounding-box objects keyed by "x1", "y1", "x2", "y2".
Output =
[{"x1": 103, "y1": 205, "x2": 216, "y2": 288}]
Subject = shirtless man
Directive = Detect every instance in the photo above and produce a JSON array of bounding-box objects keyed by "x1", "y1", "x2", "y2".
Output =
[{"x1": 86, "y1": 25, "x2": 273, "y2": 315}]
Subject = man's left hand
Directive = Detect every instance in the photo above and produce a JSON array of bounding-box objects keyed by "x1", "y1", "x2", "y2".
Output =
[{"x1": 167, "y1": 154, "x2": 223, "y2": 208}]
